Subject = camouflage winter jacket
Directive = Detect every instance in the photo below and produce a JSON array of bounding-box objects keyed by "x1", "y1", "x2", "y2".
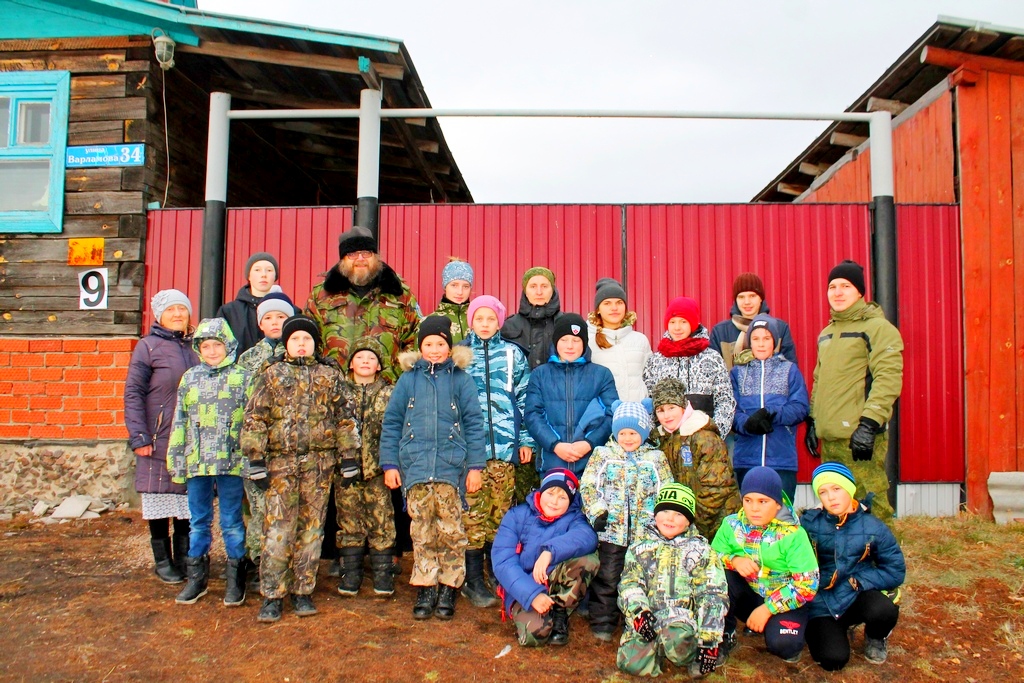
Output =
[
  {"x1": 460, "y1": 331, "x2": 535, "y2": 462},
  {"x1": 580, "y1": 441, "x2": 673, "y2": 548},
  {"x1": 618, "y1": 526, "x2": 729, "y2": 648},
  {"x1": 343, "y1": 377, "x2": 393, "y2": 480},
  {"x1": 237, "y1": 336, "x2": 283, "y2": 375},
  {"x1": 167, "y1": 318, "x2": 251, "y2": 482},
  {"x1": 305, "y1": 262, "x2": 420, "y2": 384},
  {"x1": 429, "y1": 299, "x2": 470, "y2": 345},
  {"x1": 652, "y1": 412, "x2": 740, "y2": 540},
  {"x1": 241, "y1": 355, "x2": 360, "y2": 463}
]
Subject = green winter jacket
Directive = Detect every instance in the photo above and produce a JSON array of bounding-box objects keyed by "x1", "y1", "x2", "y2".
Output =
[
  {"x1": 429, "y1": 298, "x2": 470, "y2": 345},
  {"x1": 167, "y1": 318, "x2": 251, "y2": 482},
  {"x1": 810, "y1": 299, "x2": 904, "y2": 440},
  {"x1": 306, "y1": 262, "x2": 420, "y2": 384},
  {"x1": 618, "y1": 526, "x2": 729, "y2": 648}
]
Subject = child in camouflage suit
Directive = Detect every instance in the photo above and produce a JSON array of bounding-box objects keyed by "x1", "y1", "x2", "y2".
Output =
[
  {"x1": 241, "y1": 315, "x2": 360, "y2": 623},
  {"x1": 617, "y1": 483, "x2": 729, "y2": 678},
  {"x1": 334, "y1": 336, "x2": 397, "y2": 597},
  {"x1": 166, "y1": 318, "x2": 251, "y2": 607},
  {"x1": 459, "y1": 295, "x2": 535, "y2": 608}
]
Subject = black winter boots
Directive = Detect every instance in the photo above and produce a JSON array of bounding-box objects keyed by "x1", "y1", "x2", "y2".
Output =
[
  {"x1": 175, "y1": 554, "x2": 209, "y2": 604},
  {"x1": 413, "y1": 586, "x2": 438, "y2": 620},
  {"x1": 150, "y1": 538, "x2": 185, "y2": 584},
  {"x1": 336, "y1": 547, "x2": 365, "y2": 596},
  {"x1": 549, "y1": 605, "x2": 570, "y2": 646},
  {"x1": 370, "y1": 551, "x2": 395, "y2": 596},
  {"x1": 462, "y1": 548, "x2": 497, "y2": 608},
  {"x1": 223, "y1": 557, "x2": 246, "y2": 606},
  {"x1": 171, "y1": 534, "x2": 189, "y2": 575},
  {"x1": 290, "y1": 594, "x2": 317, "y2": 617},
  {"x1": 434, "y1": 584, "x2": 458, "y2": 620},
  {"x1": 257, "y1": 598, "x2": 282, "y2": 623}
]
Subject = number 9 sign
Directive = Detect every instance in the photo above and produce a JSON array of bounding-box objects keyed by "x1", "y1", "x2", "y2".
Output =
[{"x1": 79, "y1": 268, "x2": 108, "y2": 310}]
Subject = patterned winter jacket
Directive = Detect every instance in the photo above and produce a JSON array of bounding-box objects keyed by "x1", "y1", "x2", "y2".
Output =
[
  {"x1": 305, "y1": 261, "x2": 420, "y2": 384},
  {"x1": 709, "y1": 300, "x2": 797, "y2": 371},
  {"x1": 587, "y1": 311, "x2": 652, "y2": 402},
  {"x1": 236, "y1": 336, "x2": 283, "y2": 375},
  {"x1": 167, "y1": 318, "x2": 251, "y2": 482},
  {"x1": 642, "y1": 326, "x2": 736, "y2": 435},
  {"x1": 240, "y1": 354, "x2": 360, "y2": 466},
  {"x1": 379, "y1": 346, "x2": 487, "y2": 498},
  {"x1": 801, "y1": 502, "x2": 905, "y2": 620},
  {"x1": 460, "y1": 331, "x2": 535, "y2": 462},
  {"x1": 711, "y1": 507, "x2": 819, "y2": 614},
  {"x1": 429, "y1": 298, "x2": 470, "y2": 345},
  {"x1": 731, "y1": 320, "x2": 809, "y2": 471},
  {"x1": 618, "y1": 525, "x2": 729, "y2": 648},
  {"x1": 653, "y1": 412, "x2": 740, "y2": 540},
  {"x1": 343, "y1": 377, "x2": 393, "y2": 481},
  {"x1": 580, "y1": 441, "x2": 672, "y2": 548},
  {"x1": 492, "y1": 490, "x2": 598, "y2": 614}
]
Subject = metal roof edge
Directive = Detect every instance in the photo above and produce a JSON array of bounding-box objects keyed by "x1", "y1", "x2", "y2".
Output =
[{"x1": 935, "y1": 14, "x2": 1024, "y2": 36}]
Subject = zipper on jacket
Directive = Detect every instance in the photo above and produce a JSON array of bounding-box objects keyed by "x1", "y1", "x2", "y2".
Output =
[
  {"x1": 760, "y1": 360, "x2": 767, "y2": 467},
  {"x1": 483, "y1": 339, "x2": 497, "y2": 461}
]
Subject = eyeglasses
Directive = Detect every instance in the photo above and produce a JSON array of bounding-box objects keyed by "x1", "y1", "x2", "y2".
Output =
[{"x1": 345, "y1": 250, "x2": 374, "y2": 261}]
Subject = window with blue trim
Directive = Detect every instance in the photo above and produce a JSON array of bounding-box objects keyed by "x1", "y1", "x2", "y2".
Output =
[{"x1": 0, "y1": 71, "x2": 70, "y2": 233}]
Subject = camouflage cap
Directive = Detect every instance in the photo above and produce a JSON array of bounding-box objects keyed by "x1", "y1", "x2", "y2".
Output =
[
  {"x1": 349, "y1": 335, "x2": 387, "y2": 368},
  {"x1": 651, "y1": 378, "x2": 688, "y2": 409}
]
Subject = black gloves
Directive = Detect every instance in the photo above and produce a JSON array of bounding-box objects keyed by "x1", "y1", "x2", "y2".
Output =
[
  {"x1": 850, "y1": 417, "x2": 881, "y2": 461},
  {"x1": 743, "y1": 408, "x2": 776, "y2": 436},
  {"x1": 249, "y1": 460, "x2": 269, "y2": 491},
  {"x1": 633, "y1": 610, "x2": 658, "y2": 643},
  {"x1": 338, "y1": 458, "x2": 361, "y2": 486},
  {"x1": 804, "y1": 417, "x2": 819, "y2": 458},
  {"x1": 696, "y1": 646, "x2": 719, "y2": 675},
  {"x1": 592, "y1": 511, "x2": 608, "y2": 533}
]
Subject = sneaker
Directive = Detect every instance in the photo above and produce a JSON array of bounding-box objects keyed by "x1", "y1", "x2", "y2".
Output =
[
  {"x1": 783, "y1": 650, "x2": 803, "y2": 663},
  {"x1": 864, "y1": 637, "x2": 888, "y2": 664},
  {"x1": 716, "y1": 631, "x2": 737, "y2": 667},
  {"x1": 257, "y1": 598, "x2": 282, "y2": 623},
  {"x1": 290, "y1": 594, "x2": 317, "y2": 617}
]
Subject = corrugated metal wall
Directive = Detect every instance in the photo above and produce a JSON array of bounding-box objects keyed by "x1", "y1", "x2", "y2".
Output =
[
  {"x1": 802, "y1": 91, "x2": 956, "y2": 204},
  {"x1": 145, "y1": 202, "x2": 963, "y2": 486}
]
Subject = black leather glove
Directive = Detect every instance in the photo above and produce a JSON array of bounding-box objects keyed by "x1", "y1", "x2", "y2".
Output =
[
  {"x1": 248, "y1": 460, "x2": 269, "y2": 491},
  {"x1": 804, "y1": 417, "x2": 820, "y2": 459},
  {"x1": 696, "y1": 646, "x2": 719, "y2": 675},
  {"x1": 633, "y1": 610, "x2": 658, "y2": 643},
  {"x1": 592, "y1": 511, "x2": 609, "y2": 533},
  {"x1": 338, "y1": 458, "x2": 361, "y2": 486},
  {"x1": 743, "y1": 408, "x2": 776, "y2": 436},
  {"x1": 850, "y1": 417, "x2": 881, "y2": 461}
]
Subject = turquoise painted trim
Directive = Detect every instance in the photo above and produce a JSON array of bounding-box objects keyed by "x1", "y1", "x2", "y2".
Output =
[
  {"x1": 1, "y1": 0, "x2": 197, "y2": 45},
  {"x1": 0, "y1": 70, "x2": 69, "y2": 234}
]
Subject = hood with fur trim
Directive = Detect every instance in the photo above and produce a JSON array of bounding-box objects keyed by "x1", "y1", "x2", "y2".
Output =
[
  {"x1": 322, "y1": 260, "x2": 406, "y2": 297},
  {"x1": 399, "y1": 344, "x2": 473, "y2": 372}
]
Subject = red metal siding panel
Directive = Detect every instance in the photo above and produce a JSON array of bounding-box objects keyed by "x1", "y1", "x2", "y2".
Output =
[{"x1": 142, "y1": 209, "x2": 204, "y2": 332}]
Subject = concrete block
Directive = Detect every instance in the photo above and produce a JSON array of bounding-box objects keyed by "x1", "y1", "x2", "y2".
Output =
[
  {"x1": 79, "y1": 510, "x2": 101, "y2": 519},
  {"x1": 32, "y1": 501, "x2": 50, "y2": 516},
  {"x1": 988, "y1": 472, "x2": 1024, "y2": 525},
  {"x1": 49, "y1": 495, "x2": 92, "y2": 519}
]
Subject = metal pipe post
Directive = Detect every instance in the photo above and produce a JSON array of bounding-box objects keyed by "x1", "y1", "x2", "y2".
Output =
[
  {"x1": 200, "y1": 92, "x2": 231, "y2": 319},
  {"x1": 356, "y1": 88, "x2": 382, "y2": 239}
]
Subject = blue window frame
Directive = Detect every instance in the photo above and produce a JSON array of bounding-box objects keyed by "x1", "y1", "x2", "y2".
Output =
[{"x1": 0, "y1": 71, "x2": 70, "y2": 233}]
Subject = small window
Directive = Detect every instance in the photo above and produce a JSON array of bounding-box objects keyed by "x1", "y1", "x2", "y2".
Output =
[{"x1": 0, "y1": 71, "x2": 69, "y2": 234}]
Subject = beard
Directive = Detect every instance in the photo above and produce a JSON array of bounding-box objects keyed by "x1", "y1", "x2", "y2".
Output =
[{"x1": 340, "y1": 256, "x2": 383, "y2": 286}]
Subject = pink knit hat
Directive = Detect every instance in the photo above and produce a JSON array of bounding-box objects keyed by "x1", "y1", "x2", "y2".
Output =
[{"x1": 467, "y1": 295, "x2": 507, "y2": 328}]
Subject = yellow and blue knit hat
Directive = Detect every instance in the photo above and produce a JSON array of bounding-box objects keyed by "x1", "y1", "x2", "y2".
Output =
[
  {"x1": 812, "y1": 462, "x2": 857, "y2": 499},
  {"x1": 654, "y1": 483, "x2": 696, "y2": 523}
]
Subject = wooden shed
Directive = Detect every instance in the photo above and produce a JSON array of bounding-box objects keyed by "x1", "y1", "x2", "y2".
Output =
[{"x1": 753, "y1": 17, "x2": 1024, "y2": 517}]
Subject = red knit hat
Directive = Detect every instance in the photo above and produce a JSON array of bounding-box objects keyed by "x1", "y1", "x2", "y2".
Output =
[
  {"x1": 732, "y1": 272, "x2": 765, "y2": 300},
  {"x1": 663, "y1": 296, "x2": 700, "y2": 330}
]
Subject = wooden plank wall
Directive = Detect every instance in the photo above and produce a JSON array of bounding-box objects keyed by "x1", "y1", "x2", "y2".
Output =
[
  {"x1": 802, "y1": 91, "x2": 957, "y2": 203},
  {"x1": 958, "y1": 70, "x2": 1024, "y2": 516}
]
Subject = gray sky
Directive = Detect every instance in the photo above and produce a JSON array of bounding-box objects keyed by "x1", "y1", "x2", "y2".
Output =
[{"x1": 203, "y1": 0, "x2": 1024, "y2": 203}]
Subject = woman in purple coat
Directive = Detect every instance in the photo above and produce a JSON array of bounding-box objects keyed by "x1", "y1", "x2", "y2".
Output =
[{"x1": 124, "y1": 289, "x2": 198, "y2": 584}]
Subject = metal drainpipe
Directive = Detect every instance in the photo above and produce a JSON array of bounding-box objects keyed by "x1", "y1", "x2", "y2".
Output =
[
  {"x1": 200, "y1": 91, "x2": 231, "y2": 319},
  {"x1": 355, "y1": 88, "x2": 382, "y2": 240},
  {"x1": 869, "y1": 110, "x2": 900, "y2": 514}
]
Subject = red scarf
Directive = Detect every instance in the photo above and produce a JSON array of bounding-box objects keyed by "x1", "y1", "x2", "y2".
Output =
[{"x1": 658, "y1": 335, "x2": 710, "y2": 358}]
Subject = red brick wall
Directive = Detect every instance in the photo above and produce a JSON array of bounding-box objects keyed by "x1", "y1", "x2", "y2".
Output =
[{"x1": 0, "y1": 338, "x2": 135, "y2": 441}]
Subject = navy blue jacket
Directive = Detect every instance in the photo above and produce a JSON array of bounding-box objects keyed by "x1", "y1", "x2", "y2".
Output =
[
  {"x1": 710, "y1": 301, "x2": 797, "y2": 365},
  {"x1": 492, "y1": 491, "x2": 598, "y2": 614},
  {"x1": 379, "y1": 347, "x2": 486, "y2": 498},
  {"x1": 524, "y1": 349, "x2": 619, "y2": 476},
  {"x1": 731, "y1": 354, "x2": 809, "y2": 471},
  {"x1": 800, "y1": 503, "x2": 906, "y2": 620}
]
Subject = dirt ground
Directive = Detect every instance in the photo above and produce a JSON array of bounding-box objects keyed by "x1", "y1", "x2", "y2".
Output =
[{"x1": 0, "y1": 513, "x2": 1022, "y2": 683}]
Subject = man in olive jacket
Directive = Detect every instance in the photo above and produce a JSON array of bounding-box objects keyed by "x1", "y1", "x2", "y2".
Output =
[{"x1": 806, "y1": 261, "x2": 903, "y2": 522}]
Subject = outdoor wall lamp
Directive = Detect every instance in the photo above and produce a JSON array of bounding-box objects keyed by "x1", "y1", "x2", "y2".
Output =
[{"x1": 152, "y1": 29, "x2": 176, "y2": 70}]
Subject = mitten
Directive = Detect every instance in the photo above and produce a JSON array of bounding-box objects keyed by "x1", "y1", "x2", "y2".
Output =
[
  {"x1": 743, "y1": 408, "x2": 775, "y2": 435},
  {"x1": 696, "y1": 646, "x2": 719, "y2": 675},
  {"x1": 633, "y1": 610, "x2": 657, "y2": 643},
  {"x1": 592, "y1": 511, "x2": 609, "y2": 533},
  {"x1": 804, "y1": 417, "x2": 820, "y2": 458},
  {"x1": 849, "y1": 417, "x2": 880, "y2": 461},
  {"x1": 249, "y1": 460, "x2": 270, "y2": 491},
  {"x1": 338, "y1": 458, "x2": 361, "y2": 486}
]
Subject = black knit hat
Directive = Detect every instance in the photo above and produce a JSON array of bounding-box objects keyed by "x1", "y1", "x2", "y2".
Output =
[
  {"x1": 553, "y1": 313, "x2": 588, "y2": 347},
  {"x1": 418, "y1": 315, "x2": 453, "y2": 348},
  {"x1": 281, "y1": 315, "x2": 321, "y2": 353},
  {"x1": 338, "y1": 226, "x2": 378, "y2": 260},
  {"x1": 828, "y1": 260, "x2": 866, "y2": 295},
  {"x1": 594, "y1": 277, "x2": 627, "y2": 310}
]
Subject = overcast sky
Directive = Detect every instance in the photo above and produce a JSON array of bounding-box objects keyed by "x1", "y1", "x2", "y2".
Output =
[{"x1": 202, "y1": 1, "x2": 1024, "y2": 203}]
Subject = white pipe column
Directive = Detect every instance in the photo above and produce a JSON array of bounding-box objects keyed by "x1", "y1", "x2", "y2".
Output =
[
  {"x1": 356, "y1": 88, "x2": 382, "y2": 238},
  {"x1": 200, "y1": 91, "x2": 231, "y2": 318}
]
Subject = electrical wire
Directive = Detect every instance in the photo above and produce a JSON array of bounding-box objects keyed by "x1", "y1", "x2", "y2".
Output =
[{"x1": 161, "y1": 69, "x2": 171, "y2": 208}]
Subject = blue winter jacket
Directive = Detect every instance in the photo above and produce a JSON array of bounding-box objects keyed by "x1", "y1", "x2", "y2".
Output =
[
  {"x1": 730, "y1": 317, "x2": 809, "y2": 471},
  {"x1": 710, "y1": 301, "x2": 797, "y2": 366},
  {"x1": 379, "y1": 346, "x2": 486, "y2": 498},
  {"x1": 800, "y1": 502, "x2": 906, "y2": 620},
  {"x1": 524, "y1": 348, "x2": 619, "y2": 476},
  {"x1": 492, "y1": 491, "x2": 598, "y2": 614}
]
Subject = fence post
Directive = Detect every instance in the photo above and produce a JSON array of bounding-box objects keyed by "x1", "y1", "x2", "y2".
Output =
[{"x1": 200, "y1": 91, "x2": 231, "y2": 319}]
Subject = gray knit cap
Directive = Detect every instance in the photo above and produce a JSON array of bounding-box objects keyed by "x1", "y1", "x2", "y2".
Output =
[{"x1": 151, "y1": 289, "x2": 192, "y2": 322}]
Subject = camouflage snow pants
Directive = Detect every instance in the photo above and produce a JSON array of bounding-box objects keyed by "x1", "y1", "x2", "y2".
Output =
[
  {"x1": 334, "y1": 473, "x2": 396, "y2": 552},
  {"x1": 510, "y1": 552, "x2": 600, "y2": 647},
  {"x1": 243, "y1": 478, "x2": 267, "y2": 562},
  {"x1": 463, "y1": 460, "x2": 515, "y2": 550},
  {"x1": 821, "y1": 434, "x2": 893, "y2": 522},
  {"x1": 406, "y1": 482, "x2": 467, "y2": 588},
  {"x1": 512, "y1": 461, "x2": 541, "y2": 506},
  {"x1": 260, "y1": 451, "x2": 335, "y2": 599},
  {"x1": 617, "y1": 621, "x2": 698, "y2": 677}
]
